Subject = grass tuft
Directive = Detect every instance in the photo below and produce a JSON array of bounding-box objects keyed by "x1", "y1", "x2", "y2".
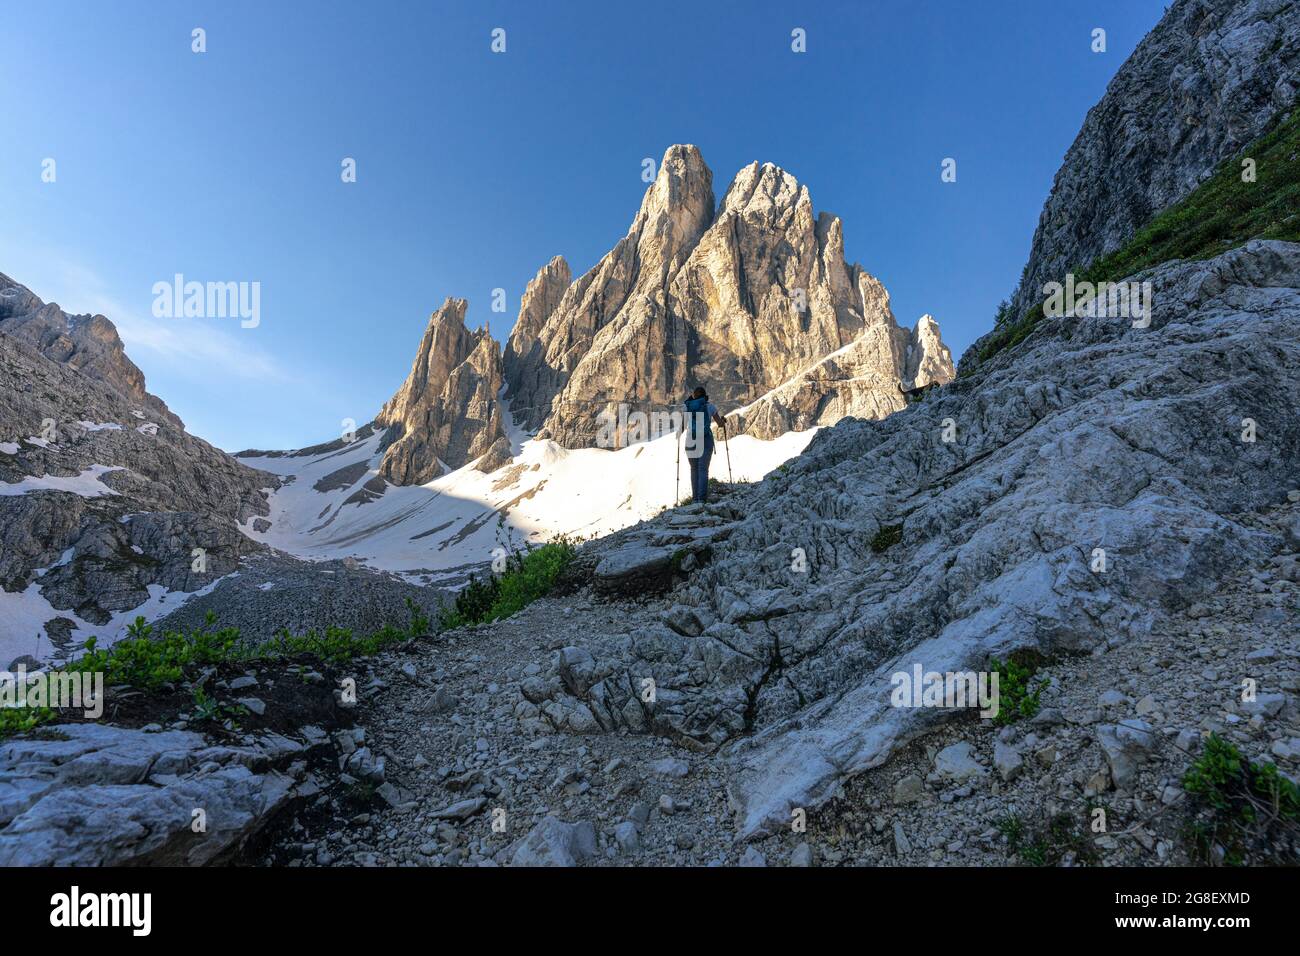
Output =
[{"x1": 870, "y1": 523, "x2": 904, "y2": 553}]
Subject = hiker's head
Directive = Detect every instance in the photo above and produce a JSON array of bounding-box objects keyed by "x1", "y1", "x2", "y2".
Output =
[{"x1": 691, "y1": 386, "x2": 707, "y2": 400}]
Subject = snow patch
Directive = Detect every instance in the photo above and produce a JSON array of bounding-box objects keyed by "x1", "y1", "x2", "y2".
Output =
[
  {"x1": 0, "y1": 465, "x2": 123, "y2": 498},
  {"x1": 0, "y1": 573, "x2": 233, "y2": 666},
  {"x1": 237, "y1": 423, "x2": 814, "y2": 583}
]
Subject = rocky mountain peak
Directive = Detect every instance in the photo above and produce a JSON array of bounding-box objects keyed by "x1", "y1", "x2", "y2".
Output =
[
  {"x1": 720, "y1": 160, "x2": 808, "y2": 219},
  {"x1": 0, "y1": 272, "x2": 175, "y2": 425},
  {"x1": 377, "y1": 145, "x2": 954, "y2": 477},
  {"x1": 503, "y1": 255, "x2": 571, "y2": 397},
  {"x1": 375, "y1": 297, "x2": 506, "y2": 484},
  {"x1": 986, "y1": 0, "x2": 1300, "y2": 351},
  {"x1": 906, "y1": 313, "x2": 953, "y2": 390},
  {"x1": 627, "y1": 143, "x2": 717, "y2": 286},
  {"x1": 495, "y1": 146, "x2": 953, "y2": 449}
]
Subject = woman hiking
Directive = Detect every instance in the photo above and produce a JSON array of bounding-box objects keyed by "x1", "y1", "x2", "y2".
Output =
[{"x1": 682, "y1": 386, "x2": 725, "y2": 503}]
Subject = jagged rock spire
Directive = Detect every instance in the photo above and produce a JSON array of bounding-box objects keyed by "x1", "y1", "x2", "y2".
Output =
[
  {"x1": 375, "y1": 298, "x2": 506, "y2": 483},
  {"x1": 378, "y1": 145, "x2": 955, "y2": 482}
]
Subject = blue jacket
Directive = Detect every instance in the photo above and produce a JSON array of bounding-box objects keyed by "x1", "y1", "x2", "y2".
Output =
[{"x1": 684, "y1": 396, "x2": 715, "y2": 450}]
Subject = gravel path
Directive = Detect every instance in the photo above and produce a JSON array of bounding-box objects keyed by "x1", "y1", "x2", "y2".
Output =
[{"x1": 265, "y1": 500, "x2": 1300, "y2": 867}]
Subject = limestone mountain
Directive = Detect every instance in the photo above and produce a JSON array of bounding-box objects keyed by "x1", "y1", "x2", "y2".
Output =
[
  {"x1": 374, "y1": 297, "x2": 508, "y2": 485},
  {"x1": 727, "y1": 310, "x2": 954, "y2": 440},
  {"x1": 992, "y1": 0, "x2": 1300, "y2": 341},
  {"x1": 504, "y1": 144, "x2": 716, "y2": 446},
  {"x1": 504, "y1": 147, "x2": 954, "y2": 449},
  {"x1": 0, "y1": 272, "x2": 176, "y2": 426},
  {"x1": 0, "y1": 276, "x2": 273, "y2": 658},
  {"x1": 369, "y1": 147, "x2": 953, "y2": 484},
  {"x1": 501, "y1": 254, "x2": 572, "y2": 404}
]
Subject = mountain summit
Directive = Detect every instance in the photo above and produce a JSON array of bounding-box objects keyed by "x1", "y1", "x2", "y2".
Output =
[
  {"x1": 375, "y1": 146, "x2": 954, "y2": 483},
  {"x1": 375, "y1": 297, "x2": 508, "y2": 485}
]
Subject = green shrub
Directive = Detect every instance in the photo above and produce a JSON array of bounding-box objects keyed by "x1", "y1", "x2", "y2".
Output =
[
  {"x1": 0, "y1": 704, "x2": 55, "y2": 739},
  {"x1": 0, "y1": 600, "x2": 434, "y2": 741},
  {"x1": 1182, "y1": 734, "x2": 1300, "y2": 865},
  {"x1": 988, "y1": 656, "x2": 1048, "y2": 725},
  {"x1": 69, "y1": 617, "x2": 242, "y2": 691},
  {"x1": 439, "y1": 538, "x2": 577, "y2": 629}
]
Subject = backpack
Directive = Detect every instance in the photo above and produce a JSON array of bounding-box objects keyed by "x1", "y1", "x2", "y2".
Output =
[{"x1": 684, "y1": 396, "x2": 710, "y2": 440}]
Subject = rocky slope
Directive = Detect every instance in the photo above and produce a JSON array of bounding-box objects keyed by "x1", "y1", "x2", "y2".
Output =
[
  {"x1": 6, "y1": 0, "x2": 1295, "y2": 871},
  {"x1": 1000, "y1": 0, "x2": 1300, "y2": 332},
  {"x1": 0, "y1": 282, "x2": 277, "y2": 663},
  {"x1": 263, "y1": 487, "x2": 1298, "y2": 868},
  {"x1": 252, "y1": 239, "x2": 1298, "y2": 869},
  {"x1": 0, "y1": 272, "x2": 176, "y2": 425}
]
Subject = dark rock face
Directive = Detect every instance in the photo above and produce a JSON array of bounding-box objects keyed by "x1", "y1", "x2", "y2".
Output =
[{"x1": 991, "y1": 0, "x2": 1300, "y2": 350}]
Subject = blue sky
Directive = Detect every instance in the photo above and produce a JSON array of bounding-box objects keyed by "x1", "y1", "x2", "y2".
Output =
[{"x1": 0, "y1": 0, "x2": 1167, "y2": 451}]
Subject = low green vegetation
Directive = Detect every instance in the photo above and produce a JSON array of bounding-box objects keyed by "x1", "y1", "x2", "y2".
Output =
[
  {"x1": 438, "y1": 538, "x2": 577, "y2": 630},
  {"x1": 2, "y1": 532, "x2": 581, "y2": 741},
  {"x1": 974, "y1": 106, "x2": 1300, "y2": 368},
  {"x1": 1181, "y1": 734, "x2": 1300, "y2": 865},
  {"x1": 0, "y1": 600, "x2": 434, "y2": 741},
  {"x1": 988, "y1": 656, "x2": 1049, "y2": 725},
  {"x1": 189, "y1": 685, "x2": 248, "y2": 726},
  {"x1": 870, "y1": 523, "x2": 904, "y2": 553},
  {"x1": 996, "y1": 810, "x2": 1100, "y2": 866},
  {"x1": 0, "y1": 704, "x2": 55, "y2": 739},
  {"x1": 66, "y1": 598, "x2": 430, "y2": 691},
  {"x1": 2, "y1": 537, "x2": 577, "y2": 741}
]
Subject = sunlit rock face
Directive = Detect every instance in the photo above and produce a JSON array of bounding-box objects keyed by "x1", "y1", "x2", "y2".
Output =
[{"x1": 501, "y1": 146, "x2": 952, "y2": 448}]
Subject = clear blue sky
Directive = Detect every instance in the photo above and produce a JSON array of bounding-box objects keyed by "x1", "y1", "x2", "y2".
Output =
[{"x1": 0, "y1": 0, "x2": 1167, "y2": 451}]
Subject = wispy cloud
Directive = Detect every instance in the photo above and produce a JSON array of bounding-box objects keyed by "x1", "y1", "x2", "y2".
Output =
[
  {"x1": 44, "y1": 259, "x2": 297, "y2": 384},
  {"x1": 2, "y1": 250, "x2": 298, "y2": 385}
]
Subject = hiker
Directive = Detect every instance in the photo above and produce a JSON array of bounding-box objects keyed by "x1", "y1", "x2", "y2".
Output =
[{"x1": 682, "y1": 386, "x2": 725, "y2": 503}]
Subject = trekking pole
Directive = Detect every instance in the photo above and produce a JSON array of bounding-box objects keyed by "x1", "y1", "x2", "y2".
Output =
[
  {"x1": 722, "y1": 421, "x2": 733, "y2": 484},
  {"x1": 674, "y1": 414, "x2": 681, "y2": 506}
]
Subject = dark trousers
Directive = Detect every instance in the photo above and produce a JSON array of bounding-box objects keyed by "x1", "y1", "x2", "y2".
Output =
[{"x1": 688, "y1": 441, "x2": 713, "y2": 502}]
